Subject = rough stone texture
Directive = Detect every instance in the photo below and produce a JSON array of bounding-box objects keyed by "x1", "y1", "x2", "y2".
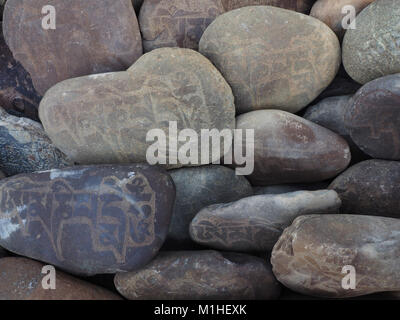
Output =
[
  {"x1": 166, "y1": 165, "x2": 253, "y2": 248},
  {"x1": 343, "y1": 0, "x2": 400, "y2": 84},
  {"x1": 0, "y1": 107, "x2": 71, "y2": 176},
  {"x1": 0, "y1": 257, "x2": 121, "y2": 300},
  {"x1": 253, "y1": 182, "x2": 329, "y2": 195},
  {"x1": 3, "y1": 0, "x2": 143, "y2": 95},
  {"x1": 234, "y1": 110, "x2": 351, "y2": 186},
  {"x1": 310, "y1": 0, "x2": 375, "y2": 40},
  {"x1": 0, "y1": 25, "x2": 41, "y2": 121},
  {"x1": 199, "y1": 6, "x2": 340, "y2": 114},
  {"x1": 221, "y1": 0, "x2": 316, "y2": 13},
  {"x1": 329, "y1": 160, "x2": 400, "y2": 218},
  {"x1": 139, "y1": 0, "x2": 225, "y2": 52},
  {"x1": 39, "y1": 48, "x2": 235, "y2": 167},
  {"x1": 0, "y1": 164, "x2": 175, "y2": 276},
  {"x1": 190, "y1": 190, "x2": 341, "y2": 252},
  {"x1": 114, "y1": 250, "x2": 281, "y2": 300},
  {"x1": 344, "y1": 74, "x2": 400, "y2": 160},
  {"x1": 271, "y1": 214, "x2": 400, "y2": 298}
]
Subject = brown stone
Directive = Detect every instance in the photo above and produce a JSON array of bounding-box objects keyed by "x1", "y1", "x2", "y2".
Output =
[
  {"x1": 233, "y1": 110, "x2": 351, "y2": 186},
  {"x1": 190, "y1": 190, "x2": 341, "y2": 252},
  {"x1": 271, "y1": 214, "x2": 400, "y2": 298},
  {"x1": 39, "y1": 48, "x2": 235, "y2": 167},
  {"x1": 199, "y1": 6, "x2": 340, "y2": 114},
  {"x1": 310, "y1": 0, "x2": 375, "y2": 39},
  {"x1": 114, "y1": 250, "x2": 281, "y2": 300},
  {"x1": 0, "y1": 257, "x2": 121, "y2": 300},
  {"x1": 329, "y1": 160, "x2": 400, "y2": 218},
  {"x1": 3, "y1": 0, "x2": 142, "y2": 95}
]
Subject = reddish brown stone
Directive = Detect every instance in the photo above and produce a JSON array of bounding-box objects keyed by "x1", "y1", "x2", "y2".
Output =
[{"x1": 0, "y1": 257, "x2": 121, "y2": 300}]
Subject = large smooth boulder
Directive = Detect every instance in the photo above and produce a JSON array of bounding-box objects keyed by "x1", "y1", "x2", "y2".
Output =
[
  {"x1": 0, "y1": 257, "x2": 121, "y2": 300},
  {"x1": 0, "y1": 164, "x2": 175, "y2": 276},
  {"x1": 343, "y1": 0, "x2": 400, "y2": 84},
  {"x1": 344, "y1": 74, "x2": 400, "y2": 160},
  {"x1": 190, "y1": 190, "x2": 341, "y2": 252},
  {"x1": 329, "y1": 160, "x2": 400, "y2": 218},
  {"x1": 39, "y1": 48, "x2": 235, "y2": 167},
  {"x1": 114, "y1": 250, "x2": 281, "y2": 300},
  {"x1": 166, "y1": 165, "x2": 252, "y2": 248},
  {"x1": 272, "y1": 215, "x2": 400, "y2": 298},
  {"x1": 233, "y1": 110, "x2": 351, "y2": 186},
  {"x1": 199, "y1": 6, "x2": 340, "y2": 114},
  {"x1": 3, "y1": 0, "x2": 143, "y2": 95},
  {"x1": 0, "y1": 107, "x2": 70, "y2": 176}
]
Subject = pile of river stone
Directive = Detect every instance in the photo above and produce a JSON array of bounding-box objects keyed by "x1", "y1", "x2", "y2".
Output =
[{"x1": 0, "y1": 0, "x2": 399, "y2": 300}]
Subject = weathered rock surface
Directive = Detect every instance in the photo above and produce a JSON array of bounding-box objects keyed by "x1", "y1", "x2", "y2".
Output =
[
  {"x1": 0, "y1": 164, "x2": 175, "y2": 276},
  {"x1": 343, "y1": 0, "x2": 400, "y2": 84},
  {"x1": 271, "y1": 214, "x2": 400, "y2": 298},
  {"x1": 310, "y1": 0, "x2": 375, "y2": 39},
  {"x1": 3, "y1": 0, "x2": 143, "y2": 95},
  {"x1": 40, "y1": 48, "x2": 235, "y2": 167},
  {"x1": 221, "y1": 0, "x2": 316, "y2": 13},
  {"x1": 114, "y1": 250, "x2": 281, "y2": 300},
  {"x1": 344, "y1": 74, "x2": 400, "y2": 160},
  {"x1": 329, "y1": 160, "x2": 400, "y2": 218},
  {"x1": 0, "y1": 107, "x2": 70, "y2": 176},
  {"x1": 234, "y1": 110, "x2": 351, "y2": 186},
  {"x1": 253, "y1": 182, "x2": 329, "y2": 195},
  {"x1": 199, "y1": 6, "x2": 340, "y2": 114},
  {"x1": 166, "y1": 165, "x2": 253, "y2": 248},
  {"x1": 0, "y1": 257, "x2": 121, "y2": 300},
  {"x1": 190, "y1": 190, "x2": 341, "y2": 252},
  {"x1": 0, "y1": 25, "x2": 41, "y2": 121}
]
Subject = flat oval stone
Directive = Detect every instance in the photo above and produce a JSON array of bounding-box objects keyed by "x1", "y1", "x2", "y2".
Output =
[
  {"x1": 0, "y1": 257, "x2": 121, "y2": 300},
  {"x1": 139, "y1": 0, "x2": 225, "y2": 52},
  {"x1": 114, "y1": 250, "x2": 281, "y2": 300},
  {"x1": 234, "y1": 110, "x2": 351, "y2": 186},
  {"x1": 0, "y1": 107, "x2": 71, "y2": 176},
  {"x1": 39, "y1": 48, "x2": 235, "y2": 167},
  {"x1": 343, "y1": 0, "x2": 400, "y2": 84},
  {"x1": 221, "y1": 0, "x2": 316, "y2": 13},
  {"x1": 190, "y1": 190, "x2": 341, "y2": 252},
  {"x1": 329, "y1": 160, "x2": 400, "y2": 218},
  {"x1": 199, "y1": 6, "x2": 340, "y2": 114},
  {"x1": 3, "y1": 0, "x2": 143, "y2": 95},
  {"x1": 0, "y1": 25, "x2": 41, "y2": 121},
  {"x1": 344, "y1": 74, "x2": 400, "y2": 160},
  {"x1": 310, "y1": 0, "x2": 374, "y2": 39},
  {"x1": 271, "y1": 214, "x2": 400, "y2": 298},
  {"x1": 0, "y1": 164, "x2": 175, "y2": 276},
  {"x1": 166, "y1": 165, "x2": 253, "y2": 248}
]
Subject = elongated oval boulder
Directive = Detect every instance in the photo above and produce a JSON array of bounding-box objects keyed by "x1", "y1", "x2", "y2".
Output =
[
  {"x1": 199, "y1": 6, "x2": 340, "y2": 114},
  {"x1": 114, "y1": 250, "x2": 281, "y2": 300},
  {"x1": 0, "y1": 107, "x2": 71, "y2": 176},
  {"x1": 0, "y1": 164, "x2": 175, "y2": 276},
  {"x1": 343, "y1": 0, "x2": 400, "y2": 84},
  {"x1": 344, "y1": 74, "x2": 400, "y2": 160},
  {"x1": 166, "y1": 165, "x2": 252, "y2": 248},
  {"x1": 3, "y1": 0, "x2": 142, "y2": 95},
  {"x1": 39, "y1": 48, "x2": 235, "y2": 167},
  {"x1": 272, "y1": 215, "x2": 400, "y2": 298},
  {"x1": 310, "y1": 0, "x2": 375, "y2": 39},
  {"x1": 329, "y1": 160, "x2": 400, "y2": 218},
  {"x1": 234, "y1": 110, "x2": 351, "y2": 186},
  {"x1": 0, "y1": 257, "x2": 121, "y2": 300},
  {"x1": 190, "y1": 190, "x2": 341, "y2": 252},
  {"x1": 221, "y1": 0, "x2": 316, "y2": 13}
]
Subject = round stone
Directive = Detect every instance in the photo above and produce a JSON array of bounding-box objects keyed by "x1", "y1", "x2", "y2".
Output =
[
  {"x1": 0, "y1": 164, "x2": 175, "y2": 276},
  {"x1": 271, "y1": 214, "x2": 400, "y2": 298},
  {"x1": 3, "y1": 0, "x2": 143, "y2": 95},
  {"x1": 199, "y1": 6, "x2": 341, "y2": 114},
  {"x1": 343, "y1": 0, "x2": 400, "y2": 84},
  {"x1": 329, "y1": 160, "x2": 400, "y2": 218},
  {"x1": 114, "y1": 250, "x2": 281, "y2": 300},
  {"x1": 190, "y1": 190, "x2": 341, "y2": 252}
]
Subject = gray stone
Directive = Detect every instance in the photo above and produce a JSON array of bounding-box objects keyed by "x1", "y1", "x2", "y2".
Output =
[
  {"x1": 190, "y1": 190, "x2": 341, "y2": 252},
  {"x1": 253, "y1": 182, "x2": 330, "y2": 196}
]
